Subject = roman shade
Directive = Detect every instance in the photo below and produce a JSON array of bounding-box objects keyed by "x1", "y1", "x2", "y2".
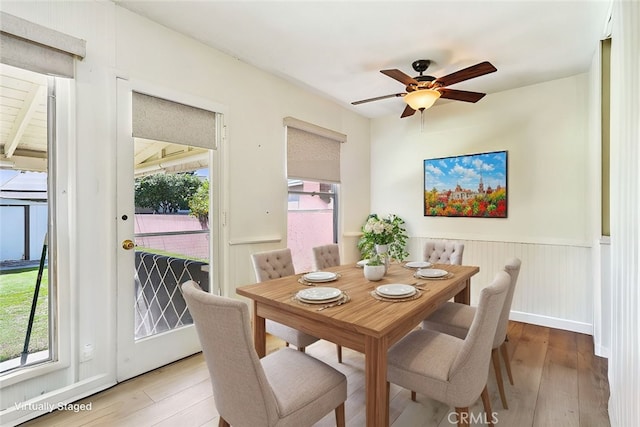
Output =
[
  {"x1": 132, "y1": 92, "x2": 217, "y2": 150},
  {"x1": 284, "y1": 117, "x2": 345, "y2": 183},
  {"x1": 0, "y1": 12, "x2": 85, "y2": 78}
]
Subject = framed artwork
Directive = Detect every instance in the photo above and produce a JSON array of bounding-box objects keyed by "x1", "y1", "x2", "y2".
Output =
[{"x1": 424, "y1": 150, "x2": 507, "y2": 218}]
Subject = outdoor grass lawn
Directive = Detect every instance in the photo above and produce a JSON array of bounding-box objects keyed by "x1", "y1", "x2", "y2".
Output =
[{"x1": 0, "y1": 268, "x2": 49, "y2": 363}]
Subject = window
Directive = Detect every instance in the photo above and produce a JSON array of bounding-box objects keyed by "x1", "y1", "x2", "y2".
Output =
[
  {"x1": 0, "y1": 66, "x2": 52, "y2": 373},
  {"x1": 284, "y1": 117, "x2": 345, "y2": 271},
  {"x1": 287, "y1": 180, "x2": 338, "y2": 271},
  {"x1": 0, "y1": 12, "x2": 83, "y2": 375}
]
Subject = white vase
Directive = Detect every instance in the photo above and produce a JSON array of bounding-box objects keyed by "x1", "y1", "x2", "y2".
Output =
[{"x1": 364, "y1": 264, "x2": 386, "y2": 281}]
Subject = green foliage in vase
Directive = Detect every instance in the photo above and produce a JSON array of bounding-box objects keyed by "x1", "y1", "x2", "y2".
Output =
[
  {"x1": 366, "y1": 253, "x2": 383, "y2": 266},
  {"x1": 357, "y1": 213, "x2": 409, "y2": 262}
]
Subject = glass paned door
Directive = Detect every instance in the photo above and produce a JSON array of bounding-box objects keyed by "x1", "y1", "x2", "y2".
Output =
[{"x1": 116, "y1": 78, "x2": 218, "y2": 381}]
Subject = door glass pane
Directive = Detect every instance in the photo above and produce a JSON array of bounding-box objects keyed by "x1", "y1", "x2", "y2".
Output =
[
  {"x1": 287, "y1": 180, "x2": 336, "y2": 272},
  {"x1": 0, "y1": 64, "x2": 51, "y2": 373},
  {"x1": 133, "y1": 138, "x2": 210, "y2": 340}
]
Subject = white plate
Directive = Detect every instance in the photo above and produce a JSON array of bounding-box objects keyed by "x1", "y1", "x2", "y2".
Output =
[
  {"x1": 297, "y1": 287, "x2": 342, "y2": 301},
  {"x1": 356, "y1": 259, "x2": 368, "y2": 268},
  {"x1": 405, "y1": 261, "x2": 432, "y2": 269},
  {"x1": 417, "y1": 268, "x2": 449, "y2": 278},
  {"x1": 303, "y1": 271, "x2": 338, "y2": 282},
  {"x1": 298, "y1": 294, "x2": 343, "y2": 304},
  {"x1": 375, "y1": 284, "x2": 416, "y2": 298}
]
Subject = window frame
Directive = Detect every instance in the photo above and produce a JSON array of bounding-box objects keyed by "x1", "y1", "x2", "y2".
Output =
[{"x1": 1, "y1": 76, "x2": 72, "y2": 385}]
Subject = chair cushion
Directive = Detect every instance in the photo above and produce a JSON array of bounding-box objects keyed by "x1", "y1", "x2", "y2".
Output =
[
  {"x1": 266, "y1": 320, "x2": 319, "y2": 348},
  {"x1": 422, "y1": 302, "x2": 476, "y2": 340},
  {"x1": 424, "y1": 258, "x2": 521, "y2": 349},
  {"x1": 262, "y1": 348, "x2": 347, "y2": 427},
  {"x1": 389, "y1": 271, "x2": 510, "y2": 409},
  {"x1": 387, "y1": 329, "x2": 463, "y2": 397}
]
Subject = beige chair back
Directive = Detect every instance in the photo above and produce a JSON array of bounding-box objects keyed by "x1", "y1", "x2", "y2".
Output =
[
  {"x1": 312, "y1": 244, "x2": 341, "y2": 270},
  {"x1": 447, "y1": 271, "x2": 510, "y2": 400},
  {"x1": 423, "y1": 239, "x2": 465, "y2": 265},
  {"x1": 181, "y1": 281, "x2": 278, "y2": 426},
  {"x1": 252, "y1": 248, "x2": 295, "y2": 282},
  {"x1": 493, "y1": 258, "x2": 522, "y2": 348}
]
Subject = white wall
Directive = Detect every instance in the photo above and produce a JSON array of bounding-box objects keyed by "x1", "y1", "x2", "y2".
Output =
[
  {"x1": 607, "y1": 1, "x2": 640, "y2": 424},
  {"x1": 370, "y1": 74, "x2": 599, "y2": 332},
  {"x1": 0, "y1": 1, "x2": 370, "y2": 424},
  {"x1": 1, "y1": 1, "x2": 621, "y2": 424}
]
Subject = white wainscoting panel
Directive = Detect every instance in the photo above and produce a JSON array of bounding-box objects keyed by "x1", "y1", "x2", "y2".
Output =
[{"x1": 410, "y1": 237, "x2": 594, "y2": 334}]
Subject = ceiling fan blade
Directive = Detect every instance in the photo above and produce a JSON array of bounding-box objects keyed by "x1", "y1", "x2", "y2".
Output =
[
  {"x1": 438, "y1": 88, "x2": 486, "y2": 103},
  {"x1": 400, "y1": 104, "x2": 416, "y2": 118},
  {"x1": 433, "y1": 61, "x2": 497, "y2": 87},
  {"x1": 381, "y1": 69, "x2": 418, "y2": 86},
  {"x1": 351, "y1": 93, "x2": 405, "y2": 105}
]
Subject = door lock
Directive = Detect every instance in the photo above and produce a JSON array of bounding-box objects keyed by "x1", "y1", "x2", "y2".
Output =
[{"x1": 122, "y1": 239, "x2": 135, "y2": 250}]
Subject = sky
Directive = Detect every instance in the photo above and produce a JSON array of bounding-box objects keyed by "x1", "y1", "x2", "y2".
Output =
[
  {"x1": 424, "y1": 151, "x2": 507, "y2": 192},
  {"x1": 0, "y1": 169, "x2": 19, "y2": 186}
]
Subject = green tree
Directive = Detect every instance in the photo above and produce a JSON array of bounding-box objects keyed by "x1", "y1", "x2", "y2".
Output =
[
  {"x1": 188, "y1": 179, "x2": 209, "y2": 228},
  {"x1": 135, "y1": 173, "x2": 202, "y2": 214}
]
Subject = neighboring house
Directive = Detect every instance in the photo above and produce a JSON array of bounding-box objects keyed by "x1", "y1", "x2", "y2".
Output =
[{"x1": 0, "y1": 171, "x2": 47, "y2": 262}]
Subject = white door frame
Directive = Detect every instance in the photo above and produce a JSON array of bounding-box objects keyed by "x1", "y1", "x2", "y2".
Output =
[{"x1": 115, "y1": 77, "x2": 225, "y2": 381}]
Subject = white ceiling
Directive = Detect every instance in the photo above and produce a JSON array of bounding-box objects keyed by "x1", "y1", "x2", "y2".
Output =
[
  {"x1": 116, "y1": 0, "x2": 611, "y2": 118},
  {"x1": 0, "y1": 1, "x2": 613, "y2": 172},
  {"x1": 0, "y1": 64, "x2": 48, "y2": 171}
]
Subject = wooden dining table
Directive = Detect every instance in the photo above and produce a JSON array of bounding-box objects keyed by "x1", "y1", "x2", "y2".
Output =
[{"x1": 236, "y1": 262, "x2": 479, "y2": 427}]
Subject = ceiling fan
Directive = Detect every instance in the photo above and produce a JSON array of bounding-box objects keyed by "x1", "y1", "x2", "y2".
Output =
[{"x1": 352, "y1": 60, "x2": 497, "y2": 118}]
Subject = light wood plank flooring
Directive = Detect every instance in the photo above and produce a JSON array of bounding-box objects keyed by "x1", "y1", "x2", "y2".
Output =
[{"x1": 21, "y1": 322, "x2": 610, "y2": 426}]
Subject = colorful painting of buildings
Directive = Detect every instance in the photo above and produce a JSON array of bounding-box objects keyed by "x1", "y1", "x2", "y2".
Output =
[{"x1": 424, "y1": 151, "x2": 507, "y2": 217}]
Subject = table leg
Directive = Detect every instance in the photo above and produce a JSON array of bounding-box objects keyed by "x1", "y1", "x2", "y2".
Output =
[
  {"x1": 253, "y1": 301, "x2": 266, "y2": 358},
  {"x1": 365, "y1": 335, "x2": 389, "y2": 427},
  {"x1": 454, "y1": 278, "x2": 471, "y2": 305}
]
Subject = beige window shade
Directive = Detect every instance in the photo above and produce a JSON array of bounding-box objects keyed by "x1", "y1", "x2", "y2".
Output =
[
  {"x1": 0, "y1": 12, "x2": 85, "y2": 78},
  {"x1": 132, "y1": 92, "x2": 216, "y2": 150},
  {"x1": 283, "y1": 116, "x2": 347, "y2": 143},
  {"x1": 286, "y1": 122, "x2": 344, "y2": 183}
]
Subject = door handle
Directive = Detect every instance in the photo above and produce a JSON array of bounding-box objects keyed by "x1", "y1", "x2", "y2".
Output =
[{"x1": 122, "y1": 239, "x2": 135, "y2": 250}]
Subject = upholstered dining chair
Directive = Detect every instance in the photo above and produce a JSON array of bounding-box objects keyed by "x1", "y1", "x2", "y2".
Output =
[
  {"x1": 312, "y1": 243, "x2": 341, "y2": 271},
  {"x1": 423, "y1": 239, "x2": 465, "y2": 265},
  {"x1": 181, "y1": 281, "x2": 347, "y2": 427},
  {"x1": 311, "y1": 244, "x2": 343, "y2": 363},
  {"x1": 387, "y1": 270, "x2": 510, "y2": 427},
  {"x1": 422, "y1": 258, "x2": 522, "y2": 409},
  {"x1": 251, "y1": 248, "x2": 320, "y2": 353}
]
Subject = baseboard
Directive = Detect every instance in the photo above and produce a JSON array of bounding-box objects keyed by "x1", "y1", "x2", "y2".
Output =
[
  {"x1": 594, "y1": 344, "x2": 611, "y2": 359},
  {"x1": 0, "y1": 374, "x2": 114, "y2": 427},
  {"x1": 510, "y1": 310, "x2": 593, "y2": 335}
]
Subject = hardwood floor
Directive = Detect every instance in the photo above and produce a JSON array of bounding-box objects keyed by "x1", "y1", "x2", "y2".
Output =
[{"x1": 21, "y1": 322, "x2": 610, "y2": 426}]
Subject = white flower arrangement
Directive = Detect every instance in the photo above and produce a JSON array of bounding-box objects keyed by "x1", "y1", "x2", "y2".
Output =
[{"x1": 358, "y1": 213, "x2": 409, "y2": 261}]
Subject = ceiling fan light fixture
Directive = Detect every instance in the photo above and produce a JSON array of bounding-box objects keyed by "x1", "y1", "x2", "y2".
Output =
[{"x1": 404, "y1": 89, "x2": 441, "y2": 111}]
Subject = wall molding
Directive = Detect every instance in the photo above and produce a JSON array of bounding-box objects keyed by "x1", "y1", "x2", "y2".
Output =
[
  {"x1": 509, "y1": 310, "x2": 593, "y2": 335},
  {"x1": 415, "y1": 233, "x2": 592, "y2": 248},
  {"x1": 410, "y1": 236, "x2": 595, "y2": 335},
  {"x1": 228, "y1": 235, "x2": 282, "y2": 246}
]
